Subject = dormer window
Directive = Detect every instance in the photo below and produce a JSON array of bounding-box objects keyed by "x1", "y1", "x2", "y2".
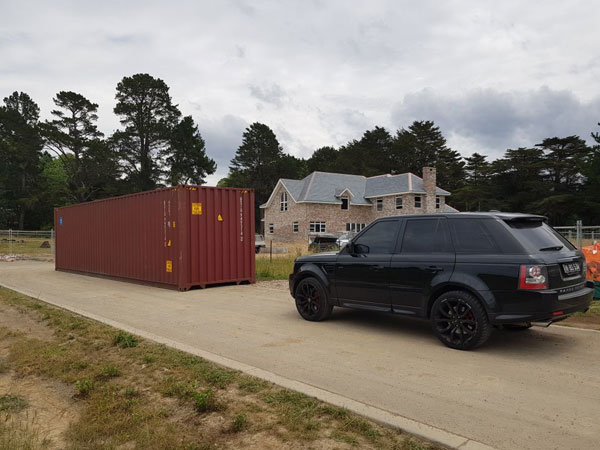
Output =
[
  {"x1": 341, "y1": 197, "x2": 349, "y2": 210},
  {"x1": 280, "y1": 191, "x2": 288, "y2": 211},
  {"x1": 436, "y1": 196, "x2": 441, "y2": 209},
  {"x1": 414, "y1": 196, "x2": 422, "y2": 208}
]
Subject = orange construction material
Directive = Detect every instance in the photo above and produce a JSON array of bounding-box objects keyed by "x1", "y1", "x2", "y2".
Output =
[{"x1": 582, "y1": 243, "x2": 600, "y2": 281}]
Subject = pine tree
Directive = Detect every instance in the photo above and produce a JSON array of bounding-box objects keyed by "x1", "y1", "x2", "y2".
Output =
[
  {"x1": 112, "y1": 73, "x2": 181, "y2": 191},
  {"x1": 168, "y1": 116, "x2": 216, "y2": 185}
]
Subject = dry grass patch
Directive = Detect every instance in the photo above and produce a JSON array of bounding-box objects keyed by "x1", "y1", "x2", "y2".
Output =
[
  {"x1": 0, "y1": 286, "x2": 440, "y2": 450},
  {"x1": 561, "y1": 299, "x2": 600, "y2": 329}
]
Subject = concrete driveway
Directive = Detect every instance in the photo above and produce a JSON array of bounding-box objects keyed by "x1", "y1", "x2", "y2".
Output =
[{"x1": 0, "y1": 261, "x2": 599, "y2": 450}]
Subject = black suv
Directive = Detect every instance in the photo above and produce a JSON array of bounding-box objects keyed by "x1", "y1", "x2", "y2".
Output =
[{"x1": 289, "y1": 213, "x2": 593, "y2": 350}]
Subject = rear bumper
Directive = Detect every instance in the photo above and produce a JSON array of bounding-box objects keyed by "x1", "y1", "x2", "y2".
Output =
[{"x1": 489, "y1": 282, "x2": 594, "y2": 324}]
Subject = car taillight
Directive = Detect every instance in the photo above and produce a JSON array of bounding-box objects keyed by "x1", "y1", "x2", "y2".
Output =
[{"x1": 519, "y1": 265, "x2": 548, "y2": 290}]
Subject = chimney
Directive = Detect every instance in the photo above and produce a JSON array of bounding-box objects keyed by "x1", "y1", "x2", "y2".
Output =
[{"x1": 422, "y1": 167, "x2": 436, "y2": 213}]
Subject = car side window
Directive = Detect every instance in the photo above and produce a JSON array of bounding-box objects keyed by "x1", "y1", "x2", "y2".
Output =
[
  {"x1": 352, "y1": 220, "x2": 399, "y2": 254},
  {"x1": 400, "y1": 219, "x2": 452, "y2": 253},
  {"x1": 449, "y1": 219, "x2": 499, "y2": 253}
]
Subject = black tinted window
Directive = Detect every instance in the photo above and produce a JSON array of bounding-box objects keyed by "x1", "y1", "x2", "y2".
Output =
[
  {"x1": 401, "y1": 219, "x2": 452, "y2": 253},
  {"x1": 450, "y1": 218, "x2": 525, "y2": 254},
  {"x1": 353, "y1": 220, "x2": 398, "y2": 254},
  {"x1": 507, "y1": 221, "x2": 575, "y2": 251}
]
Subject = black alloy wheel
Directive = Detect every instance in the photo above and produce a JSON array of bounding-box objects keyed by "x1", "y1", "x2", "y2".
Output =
[
  {"x1": 431, "y1": 291, "x2": 491, "y2": 350},
  {"x1": 294, "y1": 278, "x2": 333, "y2": 322}
]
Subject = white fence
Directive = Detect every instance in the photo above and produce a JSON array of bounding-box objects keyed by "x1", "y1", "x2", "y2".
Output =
[
  {"x1": 554, "y1": 221, "x2": 600, "y2": 248},
  {"x1": 0, "y1": 229, "x2": 55, "y2": 257}
]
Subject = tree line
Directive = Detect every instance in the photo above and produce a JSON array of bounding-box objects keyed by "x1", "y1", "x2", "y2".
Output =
[
  {"x1": 223, "y1": 120, "x2": 600, "y2": 226},
  {"x1": 0, "y1": 74, "x2": 216, "y2": 229},
  {"x1": 1, "y1": 72, "x2": 599, "y2": 229}
]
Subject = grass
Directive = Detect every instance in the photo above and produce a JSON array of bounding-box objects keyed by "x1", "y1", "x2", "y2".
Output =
[
  {"x1": 0, "y1": 286, "x2": 440, "y2": 450},
  {"x1": 231, "y1": 413, "x2": 248, "y2": 432},
  {"x1": 0, "y1": 395, "x2": 27, "y2": 413},
  {"x1": 0, "y1": 418, "x2": 51, "y2": 450},
  {"x1": 0, "y1": 237, "x2": 53, "y2": 257},
  {"x1": 255, "y1": 254, "x2": 296, "y2": 281},
  {"x1": 563, "y1": 298, "x2": 600, "y2": 329},
  {"x1": 113, "y1": 331, "x2": 138, "y2": 348}
]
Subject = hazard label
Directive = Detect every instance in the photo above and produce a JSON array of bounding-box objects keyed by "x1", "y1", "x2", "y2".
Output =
[
  {"x1": 166, "y1": 260, "x2": 173, "y2": 273},
  {"x1": 217, "y1": 214, "x2": 224, "y2": 222},
  {"x1": 192, "y1": 203, "x2": 202, "y2": 215}
]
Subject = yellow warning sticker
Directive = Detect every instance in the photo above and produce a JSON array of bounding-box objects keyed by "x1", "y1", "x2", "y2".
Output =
[
  {"x1": 192, "y1": 203, "x2": 202, "y2": 215},
  {"x1": 167, "y1": 240, "x2": 172, "y2": 247},
  {"x1": 172, "y1": 221, "x2": 176, "y2": 228},
  {"x1": 166, "y1": 260, "x2": 173, "y2": 273},
  {"x1": 217, "y1": 214, "x2": 223, "y2": 222}
]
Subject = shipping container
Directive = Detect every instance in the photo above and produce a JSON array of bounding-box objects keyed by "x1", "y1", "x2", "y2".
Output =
[{"x1": 55, "y1": 185, "x2": 255, "y2": 290}]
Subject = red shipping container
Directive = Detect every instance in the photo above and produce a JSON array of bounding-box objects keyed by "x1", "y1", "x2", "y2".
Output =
[{"x1": 55, "y1": 186, "x2": 255, "y2": 290}]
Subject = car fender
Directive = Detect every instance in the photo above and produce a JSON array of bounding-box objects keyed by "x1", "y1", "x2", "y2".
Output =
[
  {"x1": 429, "y1": 276, "x2": 498, "y2": 316},
  {"x1": 294, "y1": 263, "x2": 334, "y2": 301}
]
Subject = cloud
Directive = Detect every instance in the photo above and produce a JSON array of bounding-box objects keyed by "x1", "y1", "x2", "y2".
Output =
[
  {"x1": 199, "y1": 114, "x2": 249, "y2": 183},
  {"x1": 1, "y1": 0, "x2": 599, "y2": 174},
  {"x1": 392, "y1": 88, "x2": 600, "y2": 158},
  {"x1": 248, "y1": 83, "x2": 287, "y2": 108}
]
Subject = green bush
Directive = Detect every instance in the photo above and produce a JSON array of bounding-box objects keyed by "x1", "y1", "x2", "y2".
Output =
[
  {"x1": 231, "y1": 413, "x2": 248, "y2": 432},
  {"x1": 75, "y1": 379, "x2": 93, "y2": 397},
  {"x1": 113, "y1": 331, "x2": 138, "y2": 348},
  {"x1": 0, "y1": 394, "x2": 27, "y2": 412},
  {"x1": 193, "y1": 389, "x2": 218, "y2": 413},
  {"x1": 97, "y1": 365, "x2": 120, "y2": 379}
]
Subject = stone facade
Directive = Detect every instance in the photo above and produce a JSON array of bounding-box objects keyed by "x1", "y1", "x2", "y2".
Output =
[{"x1": 262, "y1": 167, "x2": 448, "y2": 243}]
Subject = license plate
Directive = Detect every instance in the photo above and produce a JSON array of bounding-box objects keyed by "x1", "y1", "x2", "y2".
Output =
[{"x1": 562, "y1": 262, "x2": 580, "y2": 275}]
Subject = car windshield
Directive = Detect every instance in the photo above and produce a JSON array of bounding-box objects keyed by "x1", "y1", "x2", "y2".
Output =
[{"x1": 505, "y1": 220, "x2": 575, "y2": 251}]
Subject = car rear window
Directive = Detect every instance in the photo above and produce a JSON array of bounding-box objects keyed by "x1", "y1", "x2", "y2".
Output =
[
  {"x1": 449, "y1": 218, "x2": 526, "y2": 254},
  {"x1": 505, "y1": 220, "x2": 575, "y2": 251}
]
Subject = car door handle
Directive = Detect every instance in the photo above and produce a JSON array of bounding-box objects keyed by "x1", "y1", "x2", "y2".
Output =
[
  {"x1": 371, "y1": 265, "x2": 385, "y2": 271},
  {"x1": 425, "y1": 266, "x2": 443, "y2": 273}
]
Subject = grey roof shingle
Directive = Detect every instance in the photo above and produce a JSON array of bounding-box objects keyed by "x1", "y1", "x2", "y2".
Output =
[{"x1": 269, "y1": 170, "x2": 451, "y2": 207}]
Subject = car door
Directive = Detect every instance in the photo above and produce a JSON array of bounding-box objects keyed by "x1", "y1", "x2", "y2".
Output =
[
  {"x1": 334, "y1": 219, "x2": 400, "y2": 311},
  {"x1": 389, "y1": 217, "x2": 455, "y2": 316}
]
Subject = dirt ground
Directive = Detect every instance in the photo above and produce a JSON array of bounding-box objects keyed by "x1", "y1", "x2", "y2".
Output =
[{"x1": 0, "y1": 286, "x2": 438, "y2": 450}]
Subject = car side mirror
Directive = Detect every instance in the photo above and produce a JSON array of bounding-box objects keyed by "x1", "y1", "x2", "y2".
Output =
[
  {"x1": 355, "y1": 243, "x2": 370, "y2": 254},
  {"x1": 346, "y1": 242, "x2": 355, "y2": 254}
]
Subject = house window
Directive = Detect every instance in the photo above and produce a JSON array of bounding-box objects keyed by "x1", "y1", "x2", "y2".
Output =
[
  {"x1": 280, "y1": 192, "x2": 288, "y2": 211},
  {"x1": 395, "y1": 196, "x2": 403, "y2": 210},
  {"x1": 346, "y1": 223, "x2": 366, "y2": 232},
  {"x1": 341, "y1": 197, "x2": 349, "y2": 210},
  {"x1": 376, "y1": 198, "x2": 383, "y2": 212},
  {"x1": 293, "y1": 222, "x2": 299, "y2": 233},
  {"x1": 436, "y1": 196, "x2": 441, "y2": 209},
  {"x1": 415, "y1": 196, "x2": 422, "y2": 208},
  {"x1": 309, "y1": 222, "x2": 326, "y2": 233},
  {"x1": 268, "y1": 223, "x2": 274, "y2": 234}
]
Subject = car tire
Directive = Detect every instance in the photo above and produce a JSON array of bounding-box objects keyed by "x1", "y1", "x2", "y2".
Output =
[
  {"x1": 431, "y1": 290, "x2": 492, "y2": 350},
  {"x1": 503, "y1": 322, "x2": 532, "y2": 330},
  {"x1": 294, "y1": 277, "x2": 333, "y2": 322}
]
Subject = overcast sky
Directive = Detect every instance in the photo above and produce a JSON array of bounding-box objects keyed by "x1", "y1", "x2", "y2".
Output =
[{"x1": 2, "y1": 0, "x2": 600, "y2": 184}]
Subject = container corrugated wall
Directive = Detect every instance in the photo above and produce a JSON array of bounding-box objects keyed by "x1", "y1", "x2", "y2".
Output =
[{"x1": 55, "y1": 186, "x2": 255, "y2": 290}]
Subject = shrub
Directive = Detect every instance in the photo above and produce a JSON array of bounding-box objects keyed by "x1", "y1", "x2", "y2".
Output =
[
  {"x1": 231, "y1": 413, "x2": 248, "y2": 432},
  {"x1": 76, "y1": 379, "x2": 93, "y2": 397},
  {"x1": 113, "y1": 331, "x2": 138, "y2": 348},
  {"x1": 0, "y1": 394, "x2": 27, "y2": 412},
  {"x1": 124, "y1": 387, "x2": 138, "y2": 398},
  {"x1": 192, "y1": 389, "x2": 218, "y2": 413},
  {"x1": 97, "y1": 365, "x2": 120, "y2": 379}
]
